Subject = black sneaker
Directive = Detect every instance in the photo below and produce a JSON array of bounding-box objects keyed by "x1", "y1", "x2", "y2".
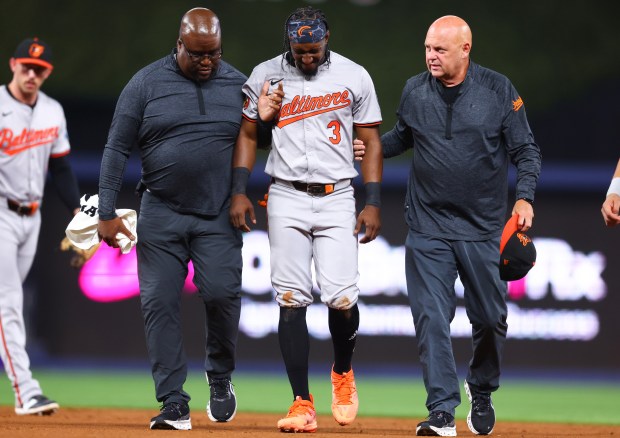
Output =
[
  {"x1": 15, "y1": 394, "x2": 59, "y2": 415},
  {"x1": 465, "y1": 380, "x2": 495, "y2": 435},
  {"x1": 206, "y1": 376, "x2": 237, "y2": 422},
  {"x1": 416, "y1": 410, "x2": 456, "y2": 436},
  {"x1": 149, "y1": 402, "x2": 192, "y2": 430}
]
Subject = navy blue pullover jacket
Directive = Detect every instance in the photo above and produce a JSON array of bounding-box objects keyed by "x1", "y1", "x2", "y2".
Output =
[
  {"x1": 99, "y1": 51, "x2": 247, "y2": 218},
  {"x1": 382, "y1": 61, "x2": 541, "y2": 240}
]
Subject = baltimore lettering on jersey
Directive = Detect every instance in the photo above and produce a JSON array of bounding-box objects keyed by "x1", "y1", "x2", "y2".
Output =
[
  {"x1": 276, "y1": 90, "x2": 351, "y2": 128},
  {"x1": 0, "y1": 126, "x2": 60, "y2": 155}
]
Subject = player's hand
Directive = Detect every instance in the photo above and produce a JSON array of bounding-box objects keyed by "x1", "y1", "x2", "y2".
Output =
[
  {"x1": 355, "y1": 205, "x2": 381, "y2": 243},
  {"x1": 602, "y1": 193, "x2": 620, "y2": 227},
  {"x1": 258, "y1": 80, "x2": 284, "y2": 123},
  {"x1": 511, "y1": 199, "x2": 534, "y2": 231},
  {"x1": 353, "y1": 138, "x2": 366, "y2": 161},
  {"x1": 97, "y1": 217, "x2": 135, "y2": 248},
  {"x1": 230, "y1": 193, "x2": 256, "y2": 232}
]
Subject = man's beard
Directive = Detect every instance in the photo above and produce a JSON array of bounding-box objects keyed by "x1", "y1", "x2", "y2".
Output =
[
  {"x1": 304, "y1": 70, "x2": 318, "y2": 80},
  {"x1": 297, "y1": 63, "x2": 318, "y2": 79}
]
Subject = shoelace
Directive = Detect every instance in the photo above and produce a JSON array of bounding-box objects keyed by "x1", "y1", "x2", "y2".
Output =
[
  {"x1": 161, "y1": 402, "x2": 184, "y2": 416},
  {"x1": 428, "y1": 411, "x2": 453, "y2": 424},
  {"x1": 472, "y1": 394, "x2": 492, "y2": 414},
  {"x1": 287, "y1": 398, "x2": 314, "y2": 417},
  {"x1": 333, "y1": 372, "x2": 355, "y2": 404},
  {"x1": 210, "y1": 379, "x2": 232, "y2": 399}
]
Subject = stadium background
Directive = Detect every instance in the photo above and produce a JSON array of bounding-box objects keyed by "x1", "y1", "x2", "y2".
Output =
[{"x1": 0, "y1": 0, "x2": 618, "y2": 414}]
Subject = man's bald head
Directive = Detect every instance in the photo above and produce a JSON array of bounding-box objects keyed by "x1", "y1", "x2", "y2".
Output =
[
  {"x1": 179, "y1": 7, "x2": 221, "y2": 40},
  {"x1": 176, "y1": 8, "x2": 223, "y2": 82},
  {"x1": 424, "y1": 15, "x2": 472, "y2": 86},
  {"x1": 427, "y1": 15, "x2": 472, "y2": 49}
]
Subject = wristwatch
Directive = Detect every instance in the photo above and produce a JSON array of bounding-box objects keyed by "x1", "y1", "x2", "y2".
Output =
[{"x1": 518, "y1": 197, "x2": 534, "y2": 205}]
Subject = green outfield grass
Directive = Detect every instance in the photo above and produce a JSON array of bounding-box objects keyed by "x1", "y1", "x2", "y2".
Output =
[{"x1": 1, "y1": 370, "x2": 618, "y2": 425}]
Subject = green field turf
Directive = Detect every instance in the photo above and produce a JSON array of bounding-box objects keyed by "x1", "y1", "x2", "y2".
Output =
[{"x1": 1, "y1": 370, "x2": 618, "y2": 425}]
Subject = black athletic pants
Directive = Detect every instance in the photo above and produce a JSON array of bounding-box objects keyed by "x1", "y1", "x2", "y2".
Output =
[
  {"x1": 405, "y1": 229, "x2": 508, "y2": 416},
  {"x1": 137, "y1": 191, "x2": 242, "y2": 405}
]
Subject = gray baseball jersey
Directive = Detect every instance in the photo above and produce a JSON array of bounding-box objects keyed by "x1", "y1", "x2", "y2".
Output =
[
  {"x1": 0, "y1": 85, "x2": 71, "y2": 202},
  {"x1": 242, "y1": 51, "x2": 381, "y2": 308},
  {"x1": 242, "y1": 51, "x2": 381, "y2": 183},
  {"x1": 0, "y1": 84, "x2": 71, "y2": 407}
]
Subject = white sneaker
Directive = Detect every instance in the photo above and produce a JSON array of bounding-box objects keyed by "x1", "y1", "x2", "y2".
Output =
[{"x1": 15, "y1": 395, "x2": 59, "y2": 415}]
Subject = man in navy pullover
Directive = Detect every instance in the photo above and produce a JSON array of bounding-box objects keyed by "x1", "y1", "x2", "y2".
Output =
[
  {"x1": 381, "y1": 15, "x2": 541, "y2": 436},
  {"x1": 98, "y1": 8, "x2": 245, "y2": 430}
]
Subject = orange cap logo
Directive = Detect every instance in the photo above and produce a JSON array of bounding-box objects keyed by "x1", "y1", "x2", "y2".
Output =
[
  {"x1": 516, "y1": 232, "x2": 531, "y2": 247},
  {"x1": 297, "y1": 26, "x2": 312, "y2": 37},
  {"x1": 512, "y1": 96, "x2": 524, "y2": 112},
  {"x1": 28, "y1": 43, "x2": 45, "y2": 59}
]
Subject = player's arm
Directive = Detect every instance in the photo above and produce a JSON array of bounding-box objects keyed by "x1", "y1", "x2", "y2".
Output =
[
  {"x1": 230, "y1": 118, "x2": 259, "y2": 232},
  {"x1": 48, "y1": 154, "x2": 80, "y2": 215},
  {"x1": 352, "y1": 115, "x2": 413, "y2": 161},
  {"x1": 355, "y1": 125, "x2": 382, "y2": 243},
  {"x1": 602, "y1": 158, "x2": 620, "y2": 227}
]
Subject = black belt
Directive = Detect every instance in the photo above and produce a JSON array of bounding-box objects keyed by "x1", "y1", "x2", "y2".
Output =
[
  {"x1": 7, "y1": 199, "x2": 39, "y2": 216},
  {"x1": 271, "y1": 178, "x2": 346, "y2": 196}
]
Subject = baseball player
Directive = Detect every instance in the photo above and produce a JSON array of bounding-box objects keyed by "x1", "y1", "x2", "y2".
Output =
[
  {"x1": 0, "y1": 38, "x2": 80, "y2": 415},
  {"x1": 602, "y1": 158, "x2": 620, "y2": 226},
  {"x1": 230, "y1": 6, "x2": 383, "y2": 433}
]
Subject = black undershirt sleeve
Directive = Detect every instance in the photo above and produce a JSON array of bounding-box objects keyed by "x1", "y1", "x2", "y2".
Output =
[
  {"x1": 256, "y1": 118, "x2": 273, "y2": 150},
  {"x1": 48, "y1": 155, "x2": 80, "y2": 213}
]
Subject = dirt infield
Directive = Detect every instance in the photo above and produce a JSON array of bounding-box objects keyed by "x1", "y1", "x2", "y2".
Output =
[{"x1": 1, "y1": 407, "x2": 618, "y2": 437}]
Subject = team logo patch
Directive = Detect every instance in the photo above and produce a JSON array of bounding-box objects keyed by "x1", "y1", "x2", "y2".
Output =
[
  {"x1": 516, "y1": 232, "x2": 531, "y2": 246},
  {"x1": 512, "y1": 96, "x2": 524, "y2": 112},
  {"x1": 297, "y1": 26, "x2": 312, "y2": 37},
  {"x1": 28, "y1": 43, "x2": 45, "y2": 58}
]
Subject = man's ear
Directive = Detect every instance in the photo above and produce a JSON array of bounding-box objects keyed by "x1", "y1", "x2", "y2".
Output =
[{"x1": 461, "y1": 42, "x2": 471, "y2": 57}]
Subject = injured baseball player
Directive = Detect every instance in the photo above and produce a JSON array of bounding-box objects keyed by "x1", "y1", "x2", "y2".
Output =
[{"x1": 229, "y1": 6, "x2": 383, "y2": 433}]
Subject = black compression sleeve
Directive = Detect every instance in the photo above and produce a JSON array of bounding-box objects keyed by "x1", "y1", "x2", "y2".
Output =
[
  {"x1": 48, "y1": 155, "x2": 80, "y2": 212},
  {"x1": 257, "y1": 118, "x2": 273, "y2": 150},
  {"x1": 231, "y1": 167, "x2": 250, "y2": 195},
  {"x1": 365, "y1": 182, "x2": 381, "y2": 207}
]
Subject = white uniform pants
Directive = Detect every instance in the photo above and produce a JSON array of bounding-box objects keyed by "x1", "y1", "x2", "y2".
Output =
[
  {"x1": 0, "y1": 204, "x2": 42, "y2": 407},
  {"x1": 267, "y1": 183, "x2": 359, "y2": 309}
]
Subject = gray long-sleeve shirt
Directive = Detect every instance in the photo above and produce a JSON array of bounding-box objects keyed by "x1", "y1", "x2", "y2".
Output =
[
  {"x1": 98, "y1": 51, "x2": 247, "y2": 219},
  {"x1": 382, "y1": 61, "x2": 541, "y2": 240}
]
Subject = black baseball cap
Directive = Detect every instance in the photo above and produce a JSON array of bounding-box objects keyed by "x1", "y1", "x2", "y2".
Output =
[
  {"x1": 13, "y1": 37, "x2": 53, "y2": 70},
  {"x1": 499, "y1": 214, "x2": 536, "y2": 281}
]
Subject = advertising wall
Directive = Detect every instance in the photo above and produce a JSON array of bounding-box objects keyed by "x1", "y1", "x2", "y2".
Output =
[{"x1": 29, "y1": 183, "x2": 619, "y2": 373}]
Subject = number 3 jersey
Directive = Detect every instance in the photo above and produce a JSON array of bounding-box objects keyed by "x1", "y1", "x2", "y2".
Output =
[{"x1": 241, "y1": 51, "x2": 382, "y2": 183}]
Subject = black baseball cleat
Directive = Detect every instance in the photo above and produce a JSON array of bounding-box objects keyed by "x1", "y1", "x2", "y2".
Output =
[
  {"x1": 416, "y1": 410, "x2": 456, "y2": 436},
  {"x1": 149, "y1": 402, "x2": 192, "y2": 430},
  {"x1": 206, "y1": 376, "x2": 237, "y2": 422},
  {"x1": 15, "y1": 394, "x2": 59, "y2": 415},
  {"x1": 465, "y1": 380, "x2": 495, "y2": 435}
]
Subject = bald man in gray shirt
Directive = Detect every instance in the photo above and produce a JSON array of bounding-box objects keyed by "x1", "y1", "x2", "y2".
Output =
[{"x1": 98, "y1": 8, "x2": 248, "y2": 430}]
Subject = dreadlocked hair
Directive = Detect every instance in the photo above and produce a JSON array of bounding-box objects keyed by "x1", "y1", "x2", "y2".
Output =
[{"x1": 281, "y1": 6, "x2": 331, "y2": 67}]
